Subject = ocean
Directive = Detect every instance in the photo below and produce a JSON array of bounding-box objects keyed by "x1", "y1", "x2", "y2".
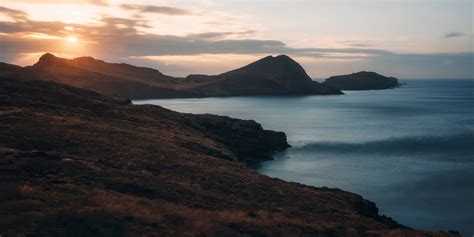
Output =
[{"x1": 134, "y1": 79, "x2": 474, "y2": 236}]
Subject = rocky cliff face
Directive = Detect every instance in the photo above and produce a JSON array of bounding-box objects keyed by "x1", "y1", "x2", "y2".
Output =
[
  {"x1": 0, "y1": 76, "x2": 458, "y2": 236},
  {"x1": 0, "y1": 76, "x2": 287, "y2": 163},
  {"x1": 323, "y1": 71, "x2": 400, "y2": 90},
  {"x1": 2, "y1": 53, "x2": 342, "y2": 99}
]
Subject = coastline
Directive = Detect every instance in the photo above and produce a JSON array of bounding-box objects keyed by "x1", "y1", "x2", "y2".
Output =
[{"x1": 0, "y1": 77, "x2": 460, "y2": 236}]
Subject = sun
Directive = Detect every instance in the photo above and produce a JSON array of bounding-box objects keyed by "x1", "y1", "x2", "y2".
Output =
[{"x1": 66, "y1": 36, "x2": 77, "y2": 43}]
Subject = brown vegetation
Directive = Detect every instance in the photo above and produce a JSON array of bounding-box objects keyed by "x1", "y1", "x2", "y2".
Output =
[{"x1": 0, "y1": 77, "x2": 458, "y2": 236}]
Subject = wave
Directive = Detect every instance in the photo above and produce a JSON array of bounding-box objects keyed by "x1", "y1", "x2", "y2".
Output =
[{"x1": 295, "y1": 133, "x2": 474, "y2": 157}]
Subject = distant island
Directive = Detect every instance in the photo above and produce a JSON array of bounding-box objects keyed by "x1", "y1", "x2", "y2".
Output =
[
  {"x1": 323, "y1": 71, "x2": 401, "y2": 90},
  {"x1": 0, "y1": 53, "x2": 342, "y2": 99}
]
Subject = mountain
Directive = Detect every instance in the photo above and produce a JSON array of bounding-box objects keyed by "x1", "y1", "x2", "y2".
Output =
[
  {"x1": 0, "y1": 76, "x2": 459, "y2": 236},
  {"x1": 1, "y1": 53, "x2": 342, "y2": 99},
  {"x1": 28, "y1": 53, "x2": 195, "y2": 98},
  {"x1": 186, "y1": 55, "x2": 342, "y2": 96},
  {"x1": 323, "y1": 71, "x2": 401, "y2": 90}
]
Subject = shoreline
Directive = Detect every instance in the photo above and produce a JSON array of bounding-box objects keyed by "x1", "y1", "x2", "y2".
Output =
[{"x1": 0, "y1": 77, "x2": 461, "y2": 236}]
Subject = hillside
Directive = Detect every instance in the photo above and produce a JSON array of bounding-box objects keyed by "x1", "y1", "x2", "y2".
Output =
[
  {"x1": 0, "y1": 76, "x2": 457, "y2": 236},
  {"x1": 1, "y1": 53, "x2": 342, "y2": 99},
  {"x1": 186, "y1": 55, "x2": 342, "y2": 96}
]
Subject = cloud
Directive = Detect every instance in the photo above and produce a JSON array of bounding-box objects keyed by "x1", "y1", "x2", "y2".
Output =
[
  {"x1": 5, "y1": 0, "x2": 108, "y2": 5},
  {"x1": 337, "y1": 40, "x2": 376, "y2": 48},
  {"x1": 186, "y1": 30, "x2": 257, "y2": 40},
  {"x1": 120, "y1": 4, "x2": 192, "y2": 15},
  {"x1": 88, "y1": 0, "x2": 107, "y2": 6},
  {"x1": 123, "y1": 52, "x2": 474, "y2": 79},
  {"x1": 0, "y1": 6, "x2": 28, "y2": 20},
  {"x1": 0, "y1": 6, "x2": 472, "y2": 79},
  {"x1": 0, "y1": 6, "x2": 389, "y2": 59},
  {"x1": 364, "y1": 52, "x2": 474, "y2": 79},
  {"x1": 444, "y1": 32, "x2": 465, "y2": 38},
  {"x1": 0, "y1": 10, "x2": 389, "y2": 59},
  {"x1": 346, "y1": 43, "x2": 375, "y2": 47}
]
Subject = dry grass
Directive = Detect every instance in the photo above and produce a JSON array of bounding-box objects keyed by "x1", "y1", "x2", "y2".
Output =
[{"x1": 0, "y1": 78, "x2": 459, "y2": 237}]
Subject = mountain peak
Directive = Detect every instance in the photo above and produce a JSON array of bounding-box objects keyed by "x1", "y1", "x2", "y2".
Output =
[
  {"x1": 275, "y1": 54, "x2": 292, "y2": 60},
  {"x1": 257, "y1": 54, "x2": 294, "y2": 63},
  {"x1": 34, "y1": 53, "x2": 61, "y2": 68},
  {"x1": 274, "y1": 55, "x2": 300, "y2": 65},
  {"x1": 36, "y1": 54, "x2": 102, "y2": 67},
  {"x1": 232, "y1": 54, "x2": 311, "y2": 81},
  {"x1": 72, "y1": 56, "x2": 106, "y2": 65},
  {"x1": 38, "y1": 53, "x2": 57, "y2": 62},
  {"x1": 40, "y1": 52, "x2": 55, "y2": 58}
]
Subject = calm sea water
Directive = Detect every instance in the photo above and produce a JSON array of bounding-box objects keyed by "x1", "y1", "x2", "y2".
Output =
[{"x1": 135, "y1": 79, "x2": 474, "y2": 236}]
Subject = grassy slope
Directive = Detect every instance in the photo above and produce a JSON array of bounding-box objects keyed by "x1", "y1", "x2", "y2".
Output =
[{"x1": 0, "y1": 77, "x2": 458, "y2": 236}]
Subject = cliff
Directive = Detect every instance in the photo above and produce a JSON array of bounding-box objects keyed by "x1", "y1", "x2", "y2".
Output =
[
  {"x1": 323, "y1": 71, "x2": 401, "y2": 90},
  {"x1": 0, "y1": 76, "x2": 458, "y2": 236}
]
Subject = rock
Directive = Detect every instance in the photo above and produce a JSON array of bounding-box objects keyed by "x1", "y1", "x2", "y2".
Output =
[
  {"x1": 323, "y1": 71, "x2": 401, "y2": 90},
  {"x1": 190, "y1": 114, "x2": 290, "y2": 162}
]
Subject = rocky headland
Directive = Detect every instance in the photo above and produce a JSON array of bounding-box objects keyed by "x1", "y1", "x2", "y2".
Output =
[
  {"x1": 0, "y1": 53, "x2": 342, "y2": 99},
  {"x1": 0, "y1": 74, "x2": 458, "y2": 236}
]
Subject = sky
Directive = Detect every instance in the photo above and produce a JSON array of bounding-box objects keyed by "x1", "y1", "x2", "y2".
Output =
[{"x1": 0, "y1": 0, "x2": 473, "y2": 79}]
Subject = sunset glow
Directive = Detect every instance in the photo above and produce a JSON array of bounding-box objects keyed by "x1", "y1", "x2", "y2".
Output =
[
  {"x1": 0, "y1": 0, "x2": 472, "y2": 78},
  {"x1": 66, "y1": 36, "x2": 77, "y2": 43}
]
